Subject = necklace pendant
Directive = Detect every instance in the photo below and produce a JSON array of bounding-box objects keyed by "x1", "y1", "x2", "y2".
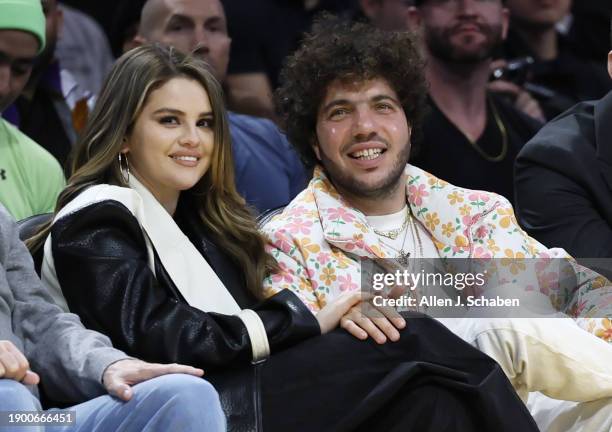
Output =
[{"x1": 398, "y1": 250, "x2": 410, "y2": 266}]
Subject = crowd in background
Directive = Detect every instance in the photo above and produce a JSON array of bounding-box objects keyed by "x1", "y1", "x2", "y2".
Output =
[{"x1": 2, "y1": 0, "x2": 611, "y2": 259}]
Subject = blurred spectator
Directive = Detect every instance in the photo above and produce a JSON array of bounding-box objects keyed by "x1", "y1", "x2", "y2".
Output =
[
  {"x1": 502, "y1": 0, "x2": 611, "y2": 119},
  {"x1": 55, "y1": 3, "x2": 114, "y2": 95},
  {"x1": 407, "y1": 0, "x2": 541, "y2": 202},
  {"x1": 60, "y1": 0, "x2": 123, "y2": 42},
  {"x1": 2, "y1": 0, "x2": 93, "y2": 168},
  {"x1": 132, "y1": 0, "x2": 309, "y2": 214},
  {"x1": 110, "y1": 0, "x2": 147, "y2": 57},
  {"x1": 566, "y1": 0, "x2": 611, "y2": 64},
  {"x1": 0, "y1": 0, "x2": 65, "y2": 219},
  {"x1": 357, "y1": 0, "x2": 413, "y2": 30},
  {"x1": 221, "y1": 0, "x2": 358, "y2": 120},
  {"x1": 515, "y1": 45, "x2": 612, "y2": 258}
]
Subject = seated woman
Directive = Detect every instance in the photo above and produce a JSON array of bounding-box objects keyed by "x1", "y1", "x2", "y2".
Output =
[{"x1": 30, "y1": 44, "x2": 538, "y2": 431}]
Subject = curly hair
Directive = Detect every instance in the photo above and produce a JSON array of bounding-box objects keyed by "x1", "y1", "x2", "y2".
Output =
[{"x1": 275, "y1": 14, "x2": 428, "y2": 168}]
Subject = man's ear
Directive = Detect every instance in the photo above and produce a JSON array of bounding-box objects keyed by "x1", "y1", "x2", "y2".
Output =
[
  {"x1": 126, "y1": 34, "x2": 146, "y2": 53},
  {"x1": 500, "y1": 8, "x2": 510, "y2": 40},
  {"x1": 312, "y1": 138, "x2": 322, "y2": 161},
  {"x1": 608, "y1": 50, "x2": 612, "y2": 79},
  {"x1": 406, "y1": 6, "x2": 422, "y2": 30},
  {"x1": 56, "y1": 8, "x2": 64, "y2": 38}
]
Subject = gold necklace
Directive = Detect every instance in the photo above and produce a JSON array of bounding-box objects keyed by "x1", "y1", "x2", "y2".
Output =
[
  {"x1": 466, "y1": 96, "x2": 508, "y2": 163},
  {"x1": 372, "y1": 213, "x2": 410, "y2": 240},
  {"x1": 378, "y1": 212, "x2": 424, "y2": 266},
  {"x1": 379, "y1": 222, "x2": 410, "y2": 264}
]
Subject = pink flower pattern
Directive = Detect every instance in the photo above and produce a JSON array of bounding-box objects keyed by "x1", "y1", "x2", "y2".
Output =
[{"x1": 260, "y1": 165, "x2": 612, "y2": 343}]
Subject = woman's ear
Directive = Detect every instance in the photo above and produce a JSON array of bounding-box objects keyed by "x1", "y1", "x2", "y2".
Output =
[{"x1": 121, "y1": 137, "x2": 129, "y2": 154}]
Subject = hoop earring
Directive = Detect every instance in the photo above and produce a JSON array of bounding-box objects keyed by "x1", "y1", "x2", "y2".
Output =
[{"x1": 118, "y1": 153, "x2": 130, "y2": 183}]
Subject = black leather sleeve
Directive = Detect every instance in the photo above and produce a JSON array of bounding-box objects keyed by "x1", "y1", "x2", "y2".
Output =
[{"x1": 51, "y1": 200, "x2": 320, "y2": 371}]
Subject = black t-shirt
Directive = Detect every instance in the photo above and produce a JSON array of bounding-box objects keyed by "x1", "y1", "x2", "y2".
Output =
[
  {"x1": 411, "y1": 94, "x2": 541, "y2": 203},
  {"x1": 222, "y1": 0, "x2": 357, "y2": 88}
]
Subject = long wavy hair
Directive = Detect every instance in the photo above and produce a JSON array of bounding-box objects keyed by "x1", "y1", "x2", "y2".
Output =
[{"x1": 29, "y1": 44, "x2": 276, "y2": 296}]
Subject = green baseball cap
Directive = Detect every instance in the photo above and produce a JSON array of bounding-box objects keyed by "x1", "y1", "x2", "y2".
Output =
[{"x1": 0, "y1": 0, "x2": 46, "y2": 52}]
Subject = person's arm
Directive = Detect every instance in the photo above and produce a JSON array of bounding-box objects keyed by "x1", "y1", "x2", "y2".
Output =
[
  {"x1": 51, "y1": 201, "x2": 319, "y2": 371},
  {"x1": 263, "y1": 227, "x2": 405, "y2": 341},
  {"x1": 28, "y1": 141, "x2": 66, "y2": 215},
  {"x1": 268, "y1": 127, "x2": 310, "y2": 200},
  {"x1": 515, "y1": 150, "x2": 612, "y2": 258},
  {"x1": 2, "y1": 207, "x2": 125, "y2": 402}
]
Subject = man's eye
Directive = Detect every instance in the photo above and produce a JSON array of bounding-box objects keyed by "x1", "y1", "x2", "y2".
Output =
[
  {"x1": 11, "y1": 65, "x2": 30, "y2": 76},
  {"x1": 376, "y1": 103, "x2": 393, "y2": 112},
  {"x1": 329, "y1": 108, "x2": 349, "y2": 119},
  {"x1": 160, "y1": 116, "x2": 179, "y2": 125}
]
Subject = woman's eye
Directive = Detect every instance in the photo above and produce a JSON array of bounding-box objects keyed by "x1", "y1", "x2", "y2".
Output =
[
  {"x1": 159, "y1": 116, "x2": 179, "y2": 125},
  {"x1": 197, "y1": 118, "x2": 214, "y2": 128},
  {"x1": 376, "y1": 103, "x2": 393, "y2": 112}
]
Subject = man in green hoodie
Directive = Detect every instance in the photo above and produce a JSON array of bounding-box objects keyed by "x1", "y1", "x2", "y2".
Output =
[{"x1": 0, "y1": 0, "x2": 65, "y2": 220}]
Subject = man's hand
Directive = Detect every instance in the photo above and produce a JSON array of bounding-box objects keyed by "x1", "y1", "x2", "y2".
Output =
[
  {"x1": 316, "y1": 292, "x2": 365, "y2": 334},
  {"x1": 0, "y1": 340, "x2": 39, "y2": 385},
  {"x1": 340, "y1": 301, "x2": 406, "y2": 344},
  {"x1": 102, "y1": 359, "x2": 204, "y2": 401},
  {"x1": 488, "y1": 79, "x2": 545, "y2": 122},
  {"x1": 488, "y1": 59, "x2": 545, "y2": 123}
]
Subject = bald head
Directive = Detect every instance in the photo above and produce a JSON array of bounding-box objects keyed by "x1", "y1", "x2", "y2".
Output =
[{"x1": 137, "y1": 0, "x2": 230, "y2": 82}]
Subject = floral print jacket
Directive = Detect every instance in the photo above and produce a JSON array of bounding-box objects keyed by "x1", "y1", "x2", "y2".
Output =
[{"x1": 262, "y1": 165, "x2": 612, "y2": 342}]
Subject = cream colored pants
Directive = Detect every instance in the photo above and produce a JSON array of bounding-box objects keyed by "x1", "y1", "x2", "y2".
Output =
[{"x1": 438, "y1": 318, "x2": 612, "y2": 431}]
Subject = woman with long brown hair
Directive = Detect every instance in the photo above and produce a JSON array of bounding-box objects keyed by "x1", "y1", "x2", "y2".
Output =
[{"x1": 31, "y1": 44, "x2": 539, "y2": 431}]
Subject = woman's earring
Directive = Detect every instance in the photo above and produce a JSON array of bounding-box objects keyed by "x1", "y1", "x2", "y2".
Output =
[{"x1": 118, "y1": 153, "x2": 130, "y2": 183}]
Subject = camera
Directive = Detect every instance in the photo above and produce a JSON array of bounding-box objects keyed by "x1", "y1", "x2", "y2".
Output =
[{"x1": 491, "y1": 56, "x2": 534, "y2": 86}]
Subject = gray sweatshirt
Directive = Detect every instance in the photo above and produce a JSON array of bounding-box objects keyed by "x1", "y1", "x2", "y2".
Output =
[{"x1": 0, "y1": 205, "x2": 127, "y2": 403}]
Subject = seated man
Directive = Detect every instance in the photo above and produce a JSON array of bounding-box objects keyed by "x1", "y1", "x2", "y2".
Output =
[
  {"x1": 0, "y1": 201, "x2": 225, "y2": 431},
  {"x1": 0, "y1": 0, "x2": 64, "y2": 220},
  {"x1": 502, "y1": 0, "x2": 611, "y2": 120},
  {"x1": 262, "y1": 16, "x2": 612, "y2": 431},
  {"x1": 515, "y1": 35, "x2": 612, "y2": 260}
]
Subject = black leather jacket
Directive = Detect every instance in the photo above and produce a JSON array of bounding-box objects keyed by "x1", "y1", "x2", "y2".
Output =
[{"x1": 50, "y1": 198, "x2": 320, "y2": 430}]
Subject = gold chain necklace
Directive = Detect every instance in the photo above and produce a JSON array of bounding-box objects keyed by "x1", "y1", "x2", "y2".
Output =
[
  {"x1": 378, "y1": 212, "x2": 424, "y2": 266},
  {"x1": 372, "y1": 213, "x2": 410, "y2": 240},
  {"x1": 466, "y1": 97, "x2": 508, "y2": 163}
]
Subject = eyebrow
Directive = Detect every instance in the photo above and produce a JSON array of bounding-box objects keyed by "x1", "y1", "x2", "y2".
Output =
[
  {"x1": 205, "y1": 16, "x2": 226, "y2": 27},
  {"x1": 0, "y1": 51, "x2": 36, "y2": 66},
  {"x1": 321, "y1": 94, "x2": 401, "y2": 113},
  {"x1": 166, "y1": 14, "x2": 195, "y2": 27},
  {"x1": 152, "y1": 108, "x2": 213, "y2": 117}
]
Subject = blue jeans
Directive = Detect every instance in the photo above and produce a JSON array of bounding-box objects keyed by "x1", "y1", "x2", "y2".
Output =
[{"x1": 0, "y1": 374, "x2": 225, "y2": 431}]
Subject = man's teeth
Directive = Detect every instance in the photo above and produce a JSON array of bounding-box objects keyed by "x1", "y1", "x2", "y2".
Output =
[
  {"x1": 172, "y1": 156, "x2": 198, "y2": 162},
  {"x1": 351, "y1": 149, "x2": 383, "y2": 160}
]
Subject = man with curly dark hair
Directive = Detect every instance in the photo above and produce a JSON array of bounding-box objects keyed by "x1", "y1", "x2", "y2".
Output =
[
  {"x1": 276, "y1": 14, "x2": 426, "y2": 174},
  {"x1": 263, "y1": 14, "x2": 612, "y2": 432}
]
